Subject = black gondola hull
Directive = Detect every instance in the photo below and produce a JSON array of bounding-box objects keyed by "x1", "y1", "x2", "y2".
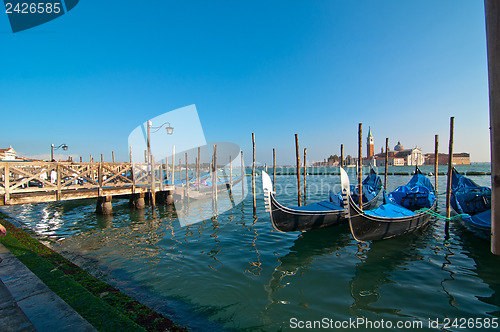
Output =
[
  {"x1": 268, "y1": 193, "x2": 348, "y2": 232},
  {"x1": 348, "y1": 196, "x2": 436, "y2": 241}
]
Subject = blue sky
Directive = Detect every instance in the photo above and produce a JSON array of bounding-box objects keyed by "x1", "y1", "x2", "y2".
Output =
[{"x1": 1, "y1": 0, "x2": 490, "y2": 164}]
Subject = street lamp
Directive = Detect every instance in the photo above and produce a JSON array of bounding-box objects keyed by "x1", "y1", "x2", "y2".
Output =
[
  {"x1": 146, "y1": 121, "x2": 174, "y2": 211},
  {"x1": 51, "y1": 143, "x2": 68, "y2": 161},
  {"x1": 146, "y1": 121, "x2": 174, "y2": 163}
]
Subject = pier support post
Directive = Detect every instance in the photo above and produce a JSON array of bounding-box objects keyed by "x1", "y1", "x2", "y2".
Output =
[
  {"x1": 129, "y1": 193, "x2": 146, "y2": 210},
  {"x1": 166, "y1": 191, "x2": 174, "y2": 205},
  {"x1": 96, "y1": 196, "x2": 113, "y2": 215},
  {"x1": 154, "y1": 191, "x2": 174, "y2": 206}
]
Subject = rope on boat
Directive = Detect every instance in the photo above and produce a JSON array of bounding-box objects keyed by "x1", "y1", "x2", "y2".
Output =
[{"x1": 414, "y1": 208, "x2": 469, "y2": 221}]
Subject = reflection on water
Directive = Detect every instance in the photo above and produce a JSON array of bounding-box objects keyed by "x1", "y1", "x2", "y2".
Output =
[
  {"x1": 1, "y1": 164, "x2": 499, "y2": 331},
  {"x1": 349, "y1": 232, "x2": 428, "y2": 318},
  {"x1": 266, "y1": 224, "x2": 352, "y2": 304},
  {"x1": 454, "y1": 226, "x2": 500, "y2": 316},
  {"x1": 246, "y1": 217, "x2": 262, "y2": 277}
]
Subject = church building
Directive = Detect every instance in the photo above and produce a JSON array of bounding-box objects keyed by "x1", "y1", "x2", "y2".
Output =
[{"x1": 360, "y1": 129, "x2": 425, "y2": 166}]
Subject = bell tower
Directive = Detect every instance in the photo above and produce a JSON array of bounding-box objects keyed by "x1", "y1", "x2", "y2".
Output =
[{"x1": 367, "y1": 127, "x2": 374, "y2": 158}]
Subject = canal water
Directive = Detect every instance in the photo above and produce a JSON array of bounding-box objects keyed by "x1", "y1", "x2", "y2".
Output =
[{"x1": 1, "y1": 163, "x2": 499, "y2": 331}]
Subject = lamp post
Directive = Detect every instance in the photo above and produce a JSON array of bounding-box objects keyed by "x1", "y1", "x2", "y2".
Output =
[
  {"x1": 146, "y1": 121, "x2": 173, "y2": 164},
  {"x1": 51, "y1": 143, "x2": 68, "y2": 161},
  {"x1": 146, "y1": 121, "x2": 173, "y2": 210}
]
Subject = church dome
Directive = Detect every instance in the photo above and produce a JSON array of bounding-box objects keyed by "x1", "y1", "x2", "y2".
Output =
[{"x1": 394, "y1": 141, "x2": 404, "y2": 151}]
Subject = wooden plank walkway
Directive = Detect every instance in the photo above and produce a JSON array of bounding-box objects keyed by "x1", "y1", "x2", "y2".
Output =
[{"x1": 0, "y1": 161, "x2": 175, "y2": 206}]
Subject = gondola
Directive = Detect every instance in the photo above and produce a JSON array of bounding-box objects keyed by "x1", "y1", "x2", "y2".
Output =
[
  {"x1": 450, "y1": 168, "x2": 491, "y2": 238},
  {"x1": 349, "y1": 167, "x2": 437, "y2": 241},
  {"x1": 262, "y1": 168, "x2": 351, "y2": 232}
]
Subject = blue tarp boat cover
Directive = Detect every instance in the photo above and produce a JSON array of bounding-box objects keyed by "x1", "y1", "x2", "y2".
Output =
[
  {"x1": 364, "y1": 172, "x2": 435, "y2": 218},
  {"x1": 386, "y1": 173, "x2": 435, "y2": 210},
  {"x1": 293, "y1": 200, "x2": 343, "y2": 212},
  {"x1": 461, "y1": 209, "x2": 491, "y2": 230},
  {"x1": 451, "y1": 169, "x2": 491, "y2": 229},
  {"x1": 351, "y1": 170, "x2": 382, "y2": 203}
]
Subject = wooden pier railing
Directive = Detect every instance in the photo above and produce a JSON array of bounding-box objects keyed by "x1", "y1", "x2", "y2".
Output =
[{"x1": 0, "y1": 161, "x2": 174, "y2": 206}]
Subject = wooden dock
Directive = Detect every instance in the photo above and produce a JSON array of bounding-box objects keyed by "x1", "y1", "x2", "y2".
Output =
[{"x1": 0, "y1": 161, "x2": 175, "y2": 208}]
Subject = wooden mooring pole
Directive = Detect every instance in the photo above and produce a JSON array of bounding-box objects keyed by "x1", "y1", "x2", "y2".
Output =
[
  {"x1": 194, "y1": 156, "x2": 197, "y2": 187},
  {"x1": 485, "y1": 0, "x2": 500, "y2": 254},
  {"x1": 211, "y1": 153, "x2": 215, "y2": 201},
  {"x1": 229, "y1": 155, "x2": 233, "y2": 194},
  {"x1": 303, "y1": 148, "x2": 307, "y2": 204},
  {"x1": 172, "y1": 145, "x2": 175, "y2": 184},
  {"x1": 213, "y1": 145, "x2": 217, "y2": 204},
  {"x1": 252, "y1": 133, "x2": 256, "y2": 213},
  {"x1": 129, "y1": 147, "x2": 134, "y2": 189},
  {"x1": 434, "y1": 134, "x2": 439, "y2": 193},
  {"x1": 340, "y1": 144, "x2": 344, "y2": 168},
  {"x1": 295, "y1": 134, "x2": 301, "y2": 206},
  {"x1": 273, "y1": 148, "x2": 276, "y2": 185},
  {"x1": 241, "y1": 151, "x2": 245, "y2": 196},
  {"x1": 185, "y1": 152, "x2": 189, "y2": 197},
  {"x1": 179, "y1": 158, "x2": 181, "y2": 180},
  {"x1": 151, "y1": 155, "x2": 156, "y2": 212},
  {"x1": 445, "y1": 117, "x2": 455, "y2": 235},
  {"x1": 358, "y1": 123, "x2": 363, "y2": 210},
  {"x1": 165, "y1": 155, "x2": 169, "y2": 183},
  {"x1": 384, "y1": 138, "x2": 389, "y2": 191},
  {"x1": 198, "y1": 147, "x2": 201, "y2": 192}
]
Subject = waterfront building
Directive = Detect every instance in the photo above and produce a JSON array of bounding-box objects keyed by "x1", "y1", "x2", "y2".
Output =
[
  {"x1": 319, "y1": 129, "x2": 435, "y2": 167},
  {"x1": 394, "y1": 141, "x2": 404, "y2": 151},
  {"x1": 372, "y1": 146, "x2": 424, "y2": 166},
  {"x1": 424, "y1": 152, "x2": 470, "y2": 165},
  {"x1": 374, "y1": 155, "x2": 405, "y2": 167},
  {"x1": 364, "y1": 133, "x2": 424, "y2": 166},
  {"x1": 0, "y1": 147, "x2": 17, "y2": 161},
  {"x1": 312, "y1": 159, "x2": 339, "y2": 167}
]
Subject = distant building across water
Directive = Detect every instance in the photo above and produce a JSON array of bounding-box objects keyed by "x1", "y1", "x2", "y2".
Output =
[
  {"x1": 424, "y1": 152, "x2": 470, "y2": 165},
  {"x1": 0, "y1": 147, "x2": 17, "y2": 161},
  {"x1": 312, "y1": 127, "x2": 471, "y2": 167}
]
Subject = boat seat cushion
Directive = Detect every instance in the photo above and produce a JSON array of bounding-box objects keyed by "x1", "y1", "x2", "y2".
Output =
[
  {"x1": 293, "y1": 200, "x2": 343, "y2": 212},
  {"x1": 365, "y1": 203, "x2": 416, "y2": 218}
]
